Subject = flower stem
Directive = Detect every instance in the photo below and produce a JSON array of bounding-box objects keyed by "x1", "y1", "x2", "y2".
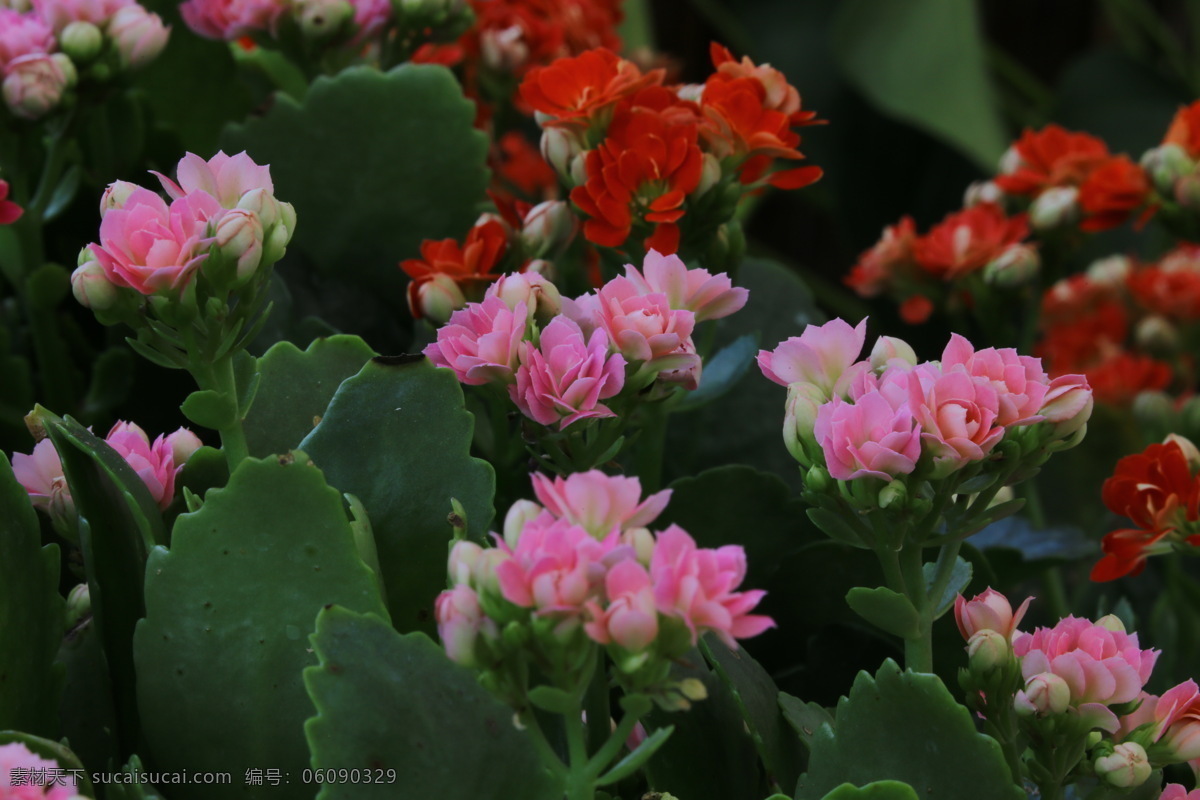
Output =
[
  {"x1": 899, "y1": 544, "x2": 934, "y2": 673},
  {"x1": 215, "y1": 354, "x2": 250, "y2": 471}
]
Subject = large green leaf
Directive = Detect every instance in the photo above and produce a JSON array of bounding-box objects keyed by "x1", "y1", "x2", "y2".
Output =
[
  {"x1": 795, "y1": 660, "x2": 1023, "y2": 799},
  {"x1": 831, "y1": 0, "x2": 1006, "y2": 170},
  {"x1": 222, "y1": 64, "x2": 489, "y2": 292},
  {"x1": 820, "y1": 782, "x2": 919, "y2": 800},
  {"x1": 133, "y1": 454, "x2": 388, "y2": 800},
  {"x1": 304, "y1": 606, "x2": 558, "y2": 800},
  {"x1": 57, "y1": 614, "x2": 118, "y2": 776},
  {"x1": 0, "y1": 453, "x2": 63, "y2": 737},
  {"x1": 300, "y1": 357, "x2": 495, "y2": 634},
  {"x1": 243, "y1": 335, "x2": 377, "y2": 458}
]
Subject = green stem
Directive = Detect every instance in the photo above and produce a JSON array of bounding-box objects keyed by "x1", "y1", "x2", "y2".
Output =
[
  {"x1": 899, "y1": 544, "x2": 933, "y2": 673},
  {"x1": 583, "y1": 650, "x2": 610, "y2": 757},
  {"x1": 632, "y1": 400, "x2": 668, "y2": 492},
  {"x1": 927, "y1": 540, "x2": 963, "y2": 612},
  {"x1": 520, "y1": 711, "x2": 568, "y2": 782},
  {"x1": 585, "y1": 709, "x2": 644, "y2": 784},
  {"x1": 214, "y1": 354, "x2": 250, "y2": 470},
  {"x1": 563, "y1": 690, "x2": 594, "y2": 800}
]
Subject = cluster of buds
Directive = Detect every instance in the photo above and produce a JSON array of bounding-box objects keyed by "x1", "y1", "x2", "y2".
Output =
[
  {"x1": 519, "y1": 44, "x2": 821, "y2": 257},
  {"x1": 1091, "y1": 434, "x2": 1200, "y2": 582},
  {"x1": 0, "y1": 0, "x2": 167, "y2": 120},
  {"x1": 12, "y1": 419, "x2": 201, "y2": 535},
  {"x1": 1037, "y1": 247, "x2": 1200, "y2": 407},
  {"x1": 400, "y1": 197, "x2": 576, "y2": 323},
  {"x1": 424, "y1": 249, "x2": 746, "y2": 465},
  {"x1": 1140, "y1": 100, "x2": 1200, "y2": 241},
  {"x1": 436, "y1": 469, "x2": 772, "y2": 706},
  {"x1": 957, "y1": 589, "x2": 1200, "y2": 794},
  {"x1": 758, "y1": 318, "x2": 1093, "y2": 547},
  {"x1": 72, "y1": 150, "x2": 295, "y2": 367},
  {"x1": 181, "y1": 0, "x2": 392, "y2": 54}
]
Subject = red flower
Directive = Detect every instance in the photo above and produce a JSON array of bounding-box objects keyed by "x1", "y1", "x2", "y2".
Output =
[
  {"x1": 569, "y1": 88, "x2": 704, "y2": 253},
  {"x1": 708, "y1": 43, "x2": 819, "y2": 126},
  {"x1": 844, "y1": 216, "x2": 916, "y2": 297},
  {"x1": 1164, "y1": 100, "x2": 1200, "y2": 159},
  {"x1": 1078, "y1": 155, "x2": 1151, "y2": 232},
  {"x1": 1086, "y1": 352, "x2": 1173, "y2": 406},
  {"x1": 1127, "y1": 261, "x2": 1200, "y2": 321},
  {"x1": 899, "y1": 295, "x2": 934, "y2": 325},
  {"x1": 994, "y1": 125, "x2": 1111, "y2": 196},
  {"x1": 400, "y1": 218, "x2": 511, "y2": 319},
  {"x1": 0, "y1": 180, "x2": 22, "y2": 225},
  {"x1": 491, "y1": 131, "x2": 559, "y2": 202},
  {"x1": 519, "y1": 48, "x2": 663, "y2": 131},
  {"x1": 911, "y1": 203, "x2": 1029, "y2": 280}
]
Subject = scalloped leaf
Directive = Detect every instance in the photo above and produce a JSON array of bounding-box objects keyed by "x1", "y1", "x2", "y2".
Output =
[
  {"x1": 133, "y1": 454, "x2": 388, "y2": 800},
  {"x1": 820, "y1": 781, "x2": 920, "y2": 800},
  {"x1": 304, "y1": 606, "x2": 558, "y2": 800},
  {"x1": 243, "y1": 335, "x2": 376, "y2": 458},
  {"x1": 300, "y1": 357, "x2": 495, "y2": 635},
  {"x1": 0, "y1": 453, "x2": 63, "y2": 737},
  {"x1": 222, "y1": 64, "x2": 489, "y2": 293},
  {"x1": 795, "y1": 660, "x2": 1023, "y2": 799}
]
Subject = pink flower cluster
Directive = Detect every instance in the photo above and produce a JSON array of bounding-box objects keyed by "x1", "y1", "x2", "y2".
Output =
[
  {"x1": 13, "y1": 421, "x2": 201, "y2": 525},
  {"x1": 0, "y1": 741, "x2": 84, "y2": 799},
  {"x1": 425, "y1": 249, "x2": 748, "y2": 429},
  {"x1": 180, "y1": 0, "x2": 390, "y2": 48},
  {"x1": 435, "y1": 470, "x2": 772, "y2": 673},
  {"x1": 0, "y1": 0, "x2": 167, "y2": 120},
  {"x1": 1116, "y1": 679, "x2": 1200, "y2": 764},
  {"x1": 75, "y1": 151, "x2": 295, "y2": 301},
  {"x1": 758, "y1": 318, "x2": 1094, "y2": 481}
]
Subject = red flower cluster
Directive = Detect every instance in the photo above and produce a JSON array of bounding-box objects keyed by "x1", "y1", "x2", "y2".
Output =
[
  {"x1": 844, "y1": 204, "x2": 1034, "y2": 323},
  {"x1": 1093, "y1": 437, "x2": 1200, "y2": 581},
  {"x1": 1164, "y1": 101, "x2": 1200, "y2": 159},
  {"x1": 1036, "y1": 247, "x2": 1200, "y2": 405},
  {"x1": 523, "y1": 44, "x2": 821, "y2": 254},
  {"x1": 401, "y1": 217, "x2": 514, "y2": 321}
]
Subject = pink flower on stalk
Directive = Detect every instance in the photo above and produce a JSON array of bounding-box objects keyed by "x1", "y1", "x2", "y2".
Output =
[
  {"x1": 650, "y1": 525, "x2": 774, "y2": 649},
  {"x1": 3, "y1": 53, "x2": 69, "y2": 120},
  {"x1": 907, "y1": 363, "x2": 1005, "y2": 475},
  {"x1": 105, "y1": 421, "x2": 198, "y2": 509},
  {"x1": 0, "y1": 9, "x2": 54, "y2": 65},
  {"x1": 424, "y1": 298, "x2": 528, "y2": 386},
  {"x1": 530, "y1": 469, "x2": 671, "y2": 539},
  {"x1": 757, "y1": 318, "x2": 868, "y2": 397},
  {"x1": 107, "y1": 5, "x2": 169, "y2": 69},
  {"x1": 623, "y1": 249, "x2": 748, "y2": 322},
  {"x1": 955, "y1": 587, "x2": 1033, "y2": 641},
  {"x1": 87, "y1": 187, "x2": 222, "y2": 294},
  {"x1": 509, "y1": 316, "x2": 626, "y2": 430},
  {"x1": 1161, "y1": 785, "x2": 1200, "y2": 800},
  {"x1": 1013, "y1": 616, "x2": 1159, "y2": 732},
  {"x1": 32, "y1": 0, "x2": 130, "y2": 31},
  {"x1": 179, "y1": 0, "x2": 280, "y2": 40},
  {"x1": 1152, "y1": 680, "x2": 1200, "y2": 761},
  {"x1": 0, "y1": 741, "x2": 82, "y2": 800},
  {"x1": 155, "y1": 151, "x2": 274, "y2": 209},
  {"x1": 584, "y1": 559, "x2": 658, "y2": 652},
  {"x1": 587, "y1": 277, "x2": 698, "y2": 375},
  {"x1": 940, "y1": 334, "x2": 1050, "y2": 427},
  {"x1": 1040, "y1": 373, "x2": 1094, "y2": 438},
  {"x1": 813, "y1": 390, "x2": 922, "y2": 481},
  {"x1": 435, "y1": 584, "x2": 496, "y2": 668},
  {"x1": 485, "y1": 271, "x2": 563, "y2": 322},
  {"x1": 11, "y1": 439, "x2": 74, "y2": 528}
]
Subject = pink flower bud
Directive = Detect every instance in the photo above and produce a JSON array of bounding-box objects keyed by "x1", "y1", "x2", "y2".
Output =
[
  {"x1": 758, "y1": 317, "x2": 868, "y2": 397},
  {"x1": 447, "y1": 539, "x2": 483, "y2": 586},
  {"x1": 105, "y1": 421, "x2": 185, "y2": 509},
  {"x1": 12, "y1": 438, "x2": 75, "y2": 533},
  {"x1": 485, "y1": 271, "x2": 562, "y2": 324},
  {"x1": 1039, "y1": 374, "x2": 1093, "y2": 439},
  {"x1": 2, "y1": 53, "x2": 68, "y2": 119},
  {"x1": 540, "y1": 126, "x2": 584, "y2": 177},
  {"x1": 520, "y1": 200, "x2": 576, "y2": 258},
  {"x1": 782, "y1": 381, "x2": 824, "y2": 466},
  {"x1": 164, "y1": 427, "x2": 202, "y2": 465},
  {"x1": 955, "y1": 587, "x2": 1032, "y2": 641},
  {"x1": 71, "y1": 260, "x2": 119, "y2": 310},
  {"x1": 868, "y1": 336, "x2": 917, "y2": 371},
  {"x1": 1094, "y1": 742, "x2": 1151, "y2": 788},
  {"x1": 107, "y1": 5, "x2": 169, "y2": 69},
  {"x1": 967, "y1": 629, "x2": 1010, "y2": 673},
  {"x1": 502, "y1": 499, "x2": 543, "y2": 548},
  {"x1": 1015, "y1": 672, "x2": 1071, "y2": 716},
  {"x1": 435, "y1": 584, "x2": 494, "y2": 668},
  {"x1": 214, "y1": 207, "x2": 263, "y2": 282},
  {"x1": 60, "y1": 20, "x2": 102, "y2": 61},
  {"x1": 99, "y1": 180, "x2": 139, "y2": 217}
]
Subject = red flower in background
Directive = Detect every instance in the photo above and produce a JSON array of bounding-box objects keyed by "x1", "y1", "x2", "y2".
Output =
[
  {"x1": 520, "y1": 48, "x2": 663, "y2": 130},
  {"x1": 0, "y1": 180, "x2": 22, "y2": 225},
  {"x1": 1127, "y1": 247, "x2": 1200, "y2": 320},
  {"x1": 844, "y1": 216, "x2": 916, "y2": 297},
  {"x1": 1086, "y1": 352, "x2": 1173, "y2": 406},
  {"x1": 401, "y1": 218, "x2": 512, "y2": 319},
  {"x1": 1078, "y1": 155, "x2": 1151, "y2": 232},
  {"x1": 995, "y1": 125, "x2": 1111, "y2": 196},
  {"x1": 1164, "y1": 100, "x2": 1200, "y2": 158},
  {"x1": 911, "y1": 203, "x2": 1029, "y2": 280},
  {"x1": 491, "y1": 131, "x2": 559, "y2": 202}
]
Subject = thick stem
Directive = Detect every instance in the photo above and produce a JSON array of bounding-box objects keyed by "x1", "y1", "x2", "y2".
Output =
[
  {"x1": 563, "y1": 692, "x2": 594, "y2": 800},
  {"x1": 583, "y1": 650, "x2": 610, "y2": 757},
  {"x1": 899, "y1": 544, "x2": 934, "y2": 673},
  {"x1": 214, "y1": 354, "x2": 250, "y2": 471}
]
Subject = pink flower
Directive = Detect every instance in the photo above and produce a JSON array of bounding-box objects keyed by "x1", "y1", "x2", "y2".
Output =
[
  {"x1": 163, "y1": 427, "x2": 202, "y2": 465},
  {"x1": 0, "y1": 180, "x2": 22, "y2": 226},
  {"x1": 104, "y1": 421, "x2": 182, "y2": 509},
  {"x1": 757, "y1": 318, "x2": 869, "y2": 397},
  {"x1": 1161, "y1": 786, "x2": 1200, "y2": 800},
  {"x1": 1154, "y1": 680, "x2": 1200, "y2": 761},
  {"x1": 107, "y1": 5, "x2": 169, "y2": 69},
  {"x1": 623, "y1": 249, "x2": 748, "y2": 321},
  {"x1": 1013, "y1": 616, "x2": 1159, "y2": 731},
  {"x1": 0, "y1": 741, "x2": 83, "y2": 799},
  {"x1": 955, "y1": 587, "x2": 1033, "y2": 641},
  {"x1": 156, "y1": 151, "x2": 274, "y2": 209},
  {"x1": 650, "y1": 525, "x2": 773, "y2": 649},
  {"x1": 940, "y1": 334, "x2": 1050, "y2": 427},
  {"x1": 435, "y1": 584, "x2": 496, "y2": 668},
  {"x1": 1040, "y1": 373, "x2": 1093, "y2": 438},
  {"x1": 485, "y1": 271, "x2": 563, "y2": 322},
  {"x1": 907, "y1": 363, "x2": 1005, "y2": 475},
  {"x1": 424, "y1": 297, "x2": 527, "y2": 386},
  {"x1": 813, "y1": 390, "x2": 922, "y2": 481},
  {"x1": 348, "y1": 0, "x2": 389, "y2": 44},
  {"x1": 588, "y1": 277, "x2": 698, "y2": 375},
  {"x1": 12, "y1": 439, "x2": 74, "y2": 529},
  {"x1": 87, "y1": 187, "x2": 222, "y2": 294},
  {"x1": 179, "y1": 0, "x2": 281, "y2": 40},
  {"x1": 0, "y1": 9, "x2": 54, "y2": 66},
  {"x1": 32, "y1": 0, "x2": 130, "y2": 31},
  {"x1": 509, "y1": 315, "x2": 626, "y2": 429},
  {"x1": 584, "y1": 559, "x2": 658, "y2": 652},
  {"x1": 3, "y1": 53, "x2": 69, "y2": 120},
  {"x1": 531, "y1": 469, "x2": 671, "y2": 538}
]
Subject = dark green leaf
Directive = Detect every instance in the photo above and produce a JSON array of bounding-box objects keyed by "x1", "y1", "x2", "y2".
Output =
[
  {"x1": 807, "y1": 508, "x2": 868, "y2": 548},
  {"x1": 596, "y1": 726, "x2": 673, "y2": 787},
  {"x1": 57, "y1": 615, "x2": 119, "y2": 775},
  {"x1": 180, "y1": 389, "x2": 235, "y2": 430},
  {"x1": 819, "y1": 781, "x2": 920, "y2": 800},
  {"x1": 922, "y1": 557, "x2": 973, "y2": 619},
  {"x1": 676, "y1": 334, "x2": 758, "y2": 411},
  {"x1": 778, "y1": 693, "x2": 834, "y2": 751},
  {"x1": 844, "y1": 587, "x2": 920, "y2": 639}
]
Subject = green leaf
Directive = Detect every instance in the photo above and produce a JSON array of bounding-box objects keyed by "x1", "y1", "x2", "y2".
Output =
[
  {"x1": 232, "y1": 350, "x2": 260, "y2": 416},
  {"x1": 222, "y1": 64, "x2": 489, "y2": 293},
  {"x1": 676, "y1": 334, "x2": 758, "y2": 412},
  {"x1": 133, "y1": 454, "x2": 388, "y2": 800},
  {"x1": 303, "y1": 606, "x2": 559, "y2": 800},
  {"x1": 596, "y1": 725, "x2": 673, "y2": 786},
  {"x1": 0, "y1": 452, "x2": 64, "y2": 737},
  {"x1": 922, "y1": 557, "x2": 973, "y2": 619},
  {"x1": 794, "y1": 660, "x2": 1023, "y2": 799},
  {"x1": 243, "y1": 335, "x2": 376, "y2": 458},
  {"x1": 26, "y1": 263, "x2": 70, "y2": 311},
  {"x1": 180, "y1": 389, "x2": 236, "y2": 430},
  {"x1": 81, "y1": 347, "x2": 135, "y2": 418},
  {"x1": 807, "y1": 507, "x2": 868, "y2": 549},
  {"x1": 844, "y1": 587, "x2": 920, "y2": 639},
  {"x1": 831, "y1": 0, "x2": 1006, "y2": 170},
  {"x1": 819, "y1": 781, "x2": 920, "y2": 800},
  {"x1": 526, "y1": 685, "x2": 575, "y2": 714},
  {"x1": 0, "y1": 731, "x2": 95, "y2": 799},
  {"x1": 57, "y1": 615, "x2": 119, "y2": 777},
  {"x1": 300, "y1": 357, "x2": 495, "y2": 635},
  {"x1": 703, "y1": 637, "x2": 806, "y2": 794},
  {"x1": 778, "y1": 692, "x2": 834, "y2": 751}
]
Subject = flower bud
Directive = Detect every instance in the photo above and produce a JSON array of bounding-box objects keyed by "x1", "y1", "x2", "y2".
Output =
[
  {"x1": 1095, "y1": 614, "x2": 1126, "y2": 633},
  {"x1": 215, "y1": 208, "x2": 264, "y2": 282},
  {"x1": 71, "y1": 261, "x2": 119, "y2": 310},
  {"x1": 869, "y1": 336, "x2": 917, "y2": 371},
  {"x1": 479, "y1": 24, "x2": 527, "y2": 71},
  {"x1": 261, "y1": 216, "x2": 293, "y2": 265},
  {"x1": 955, "y1": 587, "x2": 1031, "y2": 641},
  {"x1": 107, "y1": 6, "x2": 170, "y2": 69},
  {"x1": 237, "y1": 187, "x2": 281, "y2": 229},
  {"x1": 1094, "y1": 742, "x2": 1151, "y2": 788},
  {"x1": 1166, "y1": 434, "x2": 1200, "y2": 471},
  {"x1": 983, "y1": 244, "x2": 1039, "y2": 287},
  {"x1": 1142, "y1": 143, "x2": 1195, "y2": 197},
  {"x1": 540, "y1": 127, "x2": 583, "y2": 178},
  {"x1": 878, "y1": 479, "x2": 906, "y2": 509},
  {"x1": 622, "y1": 527, "x2": 655, "y2": 565},
  {"x1": 486, "y1": 271, "x2": 562, "y2": 324},
  {"x1": 503, "y1": 499, "x2": 543, "y2": 548},
  {"x1": 2, "y1": 54, "x2": 68, "y2": 120},
  {"x1": 804, "y1": 464, "x2": 831, "y2": 494},
  {"x1": 569, "y1": 152, "x2": 588, "y2": 187},
  {"x1": 1135, "y1": 314, "x2": 1179, "y2": 353},
  {"x1": 164, "y1": 427, "x2": 202, "y2": 465},
  {"x1": 1160, "y1": 719, "x2": 1200, "y2": 762},
  {"x1": 1029, "y1": 186, "x2": 1081, "y2": 230},
  {"x1": 783, "y1": 382, "x2": 825, "y2": 467},
  {"x1": 100, "y1": 180, "x2": 139, "y2": 218},
  {"x1": 294, "y1": 0, "x2": 353, "y2": 38},
  {"x1": 447, "y1": 539, "x2": 484, "y2": 586},
  {"x1": 60, "y1": 21, "x2": 103, "y2": 63},
  {"x1": 998, "y1": 144, "x2": 1024, "y2": 175},
  {"x1": 964, "y1": 179, "x2": 1004, "y2": 208},
  {"x1": 692, "y1": 153, "x2": 722, "y2": 199},
  {"x1": 52, "y1": 53, "x2": 77, "y2": 87},
  {"x1": 414, "y1": 274, "x2": 465, "y2": 324},
  {"x1": 1175, "y1": 174, "x2": 1200, "y2": 212},
  {"x1": 1015, "y1": 672, "x2": 1071, "y2": 716},
  {"x1": 520, "y1": 200, "x2": 576, "y2": 258},
  {"x1": 1133, "y1": 390, "x2": 1174, "y2": 428},
  {"x1": 967, "y1": 629, "x2": 1010, "y2": 674},
  {"x1": 1040, "y1": 373, "x2": 1093, "y2": 440},
  {"x1": 65, "y1": 583, "x2": 91, "y2": 630},
  {"x1": 1086, "y1": 255, "x2": 1132, "y2": 285}
]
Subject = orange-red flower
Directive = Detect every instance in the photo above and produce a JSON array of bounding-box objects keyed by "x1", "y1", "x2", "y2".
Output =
[
  {"x1": 401, "y1": 218, "x2": 511, "y2": 319},
  {"x1": 1127, "y1": 256, "x2": 1200, "y2": 321},
  {"x1": 569, "y1": 88, "x2": 704, "y2": 253},
  {"x1": 899, "y1": 295, "x2": 934, "y2": 325},
  {"x1": 1085, "y1": 352, "x2": 1173, "y2": 406},
  {"x1": 911, "y1": 203, "x2": 1029, "y2": 280},
  {"x1": 491, "y1": 131, "x2": 559, "y2": 202},
  {"x1": 519, "y1": 48, "x2": 663, "y2": 131},
  {"x1": 708, "y1": 43, "x2": 818, "y2": 125},
  {"x1": 994, "y1": 125, "x2": 1111, "y2": 196},
  {"x1": 1164, "y1": 100, "x2": 1200, "y2": 159},
  {"x1": 1078, "y1": 155, "x2": 1151, "y2": 232},
  {"x1": 844, "y1": 216, "x2": 916, "y2": 297}
]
